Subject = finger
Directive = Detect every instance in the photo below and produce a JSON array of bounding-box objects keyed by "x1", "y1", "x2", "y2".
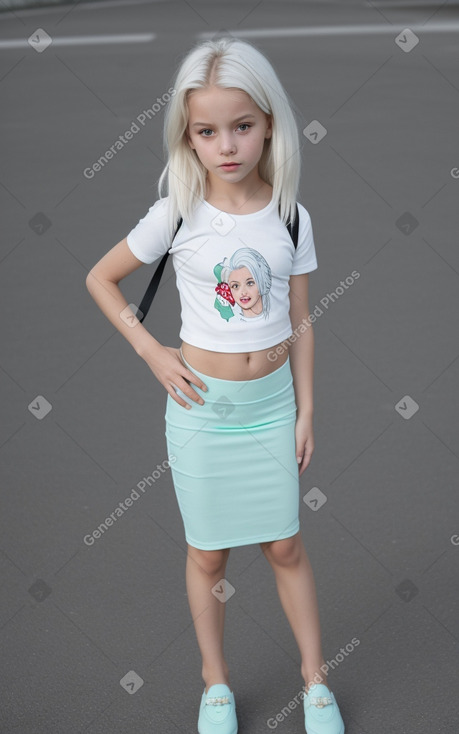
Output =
[
  {"x1": 296, "y1": 442, "x2": 304, "y2": 464},
  {"x1": 300, "y1": 445, "x2": 314, "y2": 473},
  {"x1": 295, "y1": 444, "x2": 305, "y2": 471},
  {"x1": 299, "y1": 457, "x2": 309, "y2": 476},
  {"x1": 171, "y1": 378, "x2": 206, "y2": 407},
  {"x1": 182, "y1": 369, "x2": 208, "y2": 393},
  {"x1": 167, "y1": 385, "x2": 192, "y2": 410},
  {"x1": 178, "y1": 371, "x2": 208, "y2": 402},
  {"x1": 177, "y1": 353, "x2": 208, "y2": 393},
  {"x1": 176, "y1": 378, "x2": 206, "y2": 405}
]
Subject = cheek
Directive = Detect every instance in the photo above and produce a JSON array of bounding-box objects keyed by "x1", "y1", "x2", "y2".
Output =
[
  {"x1": 246, "y1": 132, "x2": 264, "y2": 149},
  {"x1": 192, "y1": 137, "x2": 208, "y2": 152}
]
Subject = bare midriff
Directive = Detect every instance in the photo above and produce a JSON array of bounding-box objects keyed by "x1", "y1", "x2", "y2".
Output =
[{"x1": 180, "y1": 341, "x2": 289, "y2": 381}]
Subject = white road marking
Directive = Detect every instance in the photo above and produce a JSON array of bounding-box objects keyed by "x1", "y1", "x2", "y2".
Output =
[
  {"x1": 0, "y1": 33, "x2": 156, "y2": 50},
  {"x1": 198, "y1": 22, "x2": 459, "y2": 39}
]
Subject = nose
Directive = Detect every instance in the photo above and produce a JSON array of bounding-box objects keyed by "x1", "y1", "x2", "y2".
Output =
[{"x1": 220, "y1": 132, "x2": 236, "y2": 155}]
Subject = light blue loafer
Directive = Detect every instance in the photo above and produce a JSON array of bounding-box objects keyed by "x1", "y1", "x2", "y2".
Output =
[
  {"x1": 197, "y1": 683, "x2": 238, "y2": 734},
  {"x1": 303, "y1": 683, "x2": 345, "y2": 734}
]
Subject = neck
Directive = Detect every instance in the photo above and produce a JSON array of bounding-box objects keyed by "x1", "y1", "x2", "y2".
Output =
[{"x1": 205, "y1": 172, "x2": 270, "y2": 208}]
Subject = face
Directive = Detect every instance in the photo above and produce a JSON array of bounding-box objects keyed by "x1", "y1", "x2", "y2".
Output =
[
  {"x1": 186, "y1": 86, "x2": 272, "y2": 184},
  {"x1": 228, "y1": 267, "x2": 262, "y2": 314}
]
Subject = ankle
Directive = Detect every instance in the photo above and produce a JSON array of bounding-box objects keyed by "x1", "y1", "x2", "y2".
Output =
[
  {"x1": 202, "y1": 664, "x2": 230, "y2": 693},
  {"x1": 302, "y1": 666, "x2": 329, "y2": 692}
]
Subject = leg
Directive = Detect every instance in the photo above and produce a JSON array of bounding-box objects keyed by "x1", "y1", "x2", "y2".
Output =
[
  {"x1": 260, "y1": 532, "x2": 328, "y2": 691},
  {"x1": 186, "y1": 544, "x2": 232, "y2": 693}
]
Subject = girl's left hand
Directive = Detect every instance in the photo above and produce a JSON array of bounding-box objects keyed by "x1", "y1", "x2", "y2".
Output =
[{"x1": 295, "y1": 414, "x2": 314, "y2": 476}]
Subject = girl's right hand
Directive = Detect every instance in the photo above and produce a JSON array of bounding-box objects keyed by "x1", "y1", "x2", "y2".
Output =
[{"x1": 143, "y1": 344, "x2": 208, "y2": 409}]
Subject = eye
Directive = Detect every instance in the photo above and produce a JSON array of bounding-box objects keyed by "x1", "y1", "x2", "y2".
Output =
[{"x1": 198, "y1": 123, "x2": 252, "y2": 136}]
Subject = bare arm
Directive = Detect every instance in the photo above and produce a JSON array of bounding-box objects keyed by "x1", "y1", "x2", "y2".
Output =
[
  {"x1": 85, "y1": 238, "x2": 208, "y2": 408},
  {"x1": 288, "y1": 272, "x2": 315, "y2": 473},
  {"x1": 86, "y1": 237, "x2": 161, "y2": 356}
]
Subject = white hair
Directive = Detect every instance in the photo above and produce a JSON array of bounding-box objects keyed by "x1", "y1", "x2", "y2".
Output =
[{"x1": 157, "y1": 36, "x2": 301, "y2": 236}]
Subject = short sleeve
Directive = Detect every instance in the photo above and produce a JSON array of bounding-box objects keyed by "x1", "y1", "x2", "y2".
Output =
[
  {"x1": 290, "y1": 203, "x2": 318, "y2": 275},
  {"x1": 126, "y1": 197, "x2": 171, "y2": 264}
]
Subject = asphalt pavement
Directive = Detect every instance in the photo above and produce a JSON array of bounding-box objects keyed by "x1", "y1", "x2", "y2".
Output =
[{"x1": 1, "y1": 1, "x2": 458, "y2": 732}]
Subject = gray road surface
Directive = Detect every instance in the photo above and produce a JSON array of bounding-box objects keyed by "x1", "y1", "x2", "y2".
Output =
[{"x1": 1, "y1": 1, "x2": 458, "y2": 732}]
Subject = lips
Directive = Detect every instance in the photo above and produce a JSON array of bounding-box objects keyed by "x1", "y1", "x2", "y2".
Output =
[{"x1": 220, "y1": 163, "x2": 240, "y2": 168}]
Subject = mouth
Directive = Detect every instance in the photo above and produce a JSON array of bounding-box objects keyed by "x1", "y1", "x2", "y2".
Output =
[
  {"x1": 240, "y1": 297, "x2": 251, "y2": 303},
  {"x1": 220, "y1": 163, "x2": 240, "y2": 169}
]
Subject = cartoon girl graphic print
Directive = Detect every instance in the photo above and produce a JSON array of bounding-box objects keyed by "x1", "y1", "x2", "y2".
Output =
[{"x1": 213, "y1": 247, "x2": 272, "y2": 322}]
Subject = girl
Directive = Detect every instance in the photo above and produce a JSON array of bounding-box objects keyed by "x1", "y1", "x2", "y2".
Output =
[{"x1": 86, "y1": 37, "x2": 345, "y2": 734}]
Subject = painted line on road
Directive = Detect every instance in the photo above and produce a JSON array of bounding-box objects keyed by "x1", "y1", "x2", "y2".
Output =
[
  {"x1": 0, "y1": 33, "x2": 156, "y2": 50},
  {"x1": 0, "y1": 0, "x2": 166, "y2": 15},
  {"x1": 198, "y1": 22, "x2": 459, "y2": 39}
]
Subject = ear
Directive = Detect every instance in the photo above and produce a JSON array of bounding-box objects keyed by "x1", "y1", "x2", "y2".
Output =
[{"x1": 265, "y1": 114, "x2": 273, "y2": 140}]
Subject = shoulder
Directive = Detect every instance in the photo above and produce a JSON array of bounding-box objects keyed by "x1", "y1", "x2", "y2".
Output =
[
  {"x1": 132, "y1": 196, "x2": 171, "y2": 228},
  {"x1": 147, "y1": 196, "x2": 170, "y2": 216},
  {"x1": 128, "y1": 196, "x2": 172, "y2": 238}
]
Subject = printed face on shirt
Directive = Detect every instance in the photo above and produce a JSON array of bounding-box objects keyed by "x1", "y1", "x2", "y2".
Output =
[
  {"x1": 228, "y1": 267, "x2": 262, "y2": 316},
  {"x1": 213, "y1": 247, "x2": 272, "y2": 323}
]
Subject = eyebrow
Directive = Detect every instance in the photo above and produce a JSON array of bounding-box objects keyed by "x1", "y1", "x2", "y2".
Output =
[{"x1": 192, "y1": 114, "x2": 256, "y2": 128}]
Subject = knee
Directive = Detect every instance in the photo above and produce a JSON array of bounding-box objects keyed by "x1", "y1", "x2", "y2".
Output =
[
  {"x1": 188, "y1": 546, "x2": 229, "y2": 576},
  {"x1": 262, "y1": 534, "x2": 302, "y2": 568}
]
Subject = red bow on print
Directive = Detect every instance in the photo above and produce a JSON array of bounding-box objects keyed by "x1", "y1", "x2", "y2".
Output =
[{"x1": 215, "y1": 282, "x2": 235, "y2": 306}]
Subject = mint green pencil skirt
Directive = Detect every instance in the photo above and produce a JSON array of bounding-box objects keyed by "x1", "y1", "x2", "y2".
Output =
[{"x1": 164, "y1": 352, "x2": 300, "y2": 551}]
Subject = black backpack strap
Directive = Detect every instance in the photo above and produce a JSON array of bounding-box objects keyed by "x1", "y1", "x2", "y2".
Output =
[
  {"x1": 137, "y1": 217, "x2": 183, "y2": 323},
  {"x1": 280, "y1": 202, "x2": 299, "y2": 249}
]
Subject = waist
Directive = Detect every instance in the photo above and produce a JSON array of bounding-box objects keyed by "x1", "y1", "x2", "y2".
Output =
[{"x1": 180, "y1": 341, "x2": 289, "y2": 381}]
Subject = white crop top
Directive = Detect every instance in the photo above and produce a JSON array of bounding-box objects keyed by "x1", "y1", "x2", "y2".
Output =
[{"x1": 126, "y1": 195, "x2": 318, "y2": 352}]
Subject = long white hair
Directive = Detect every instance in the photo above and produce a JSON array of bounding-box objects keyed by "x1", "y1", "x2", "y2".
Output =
[{"x1": 157, "y1": 36, "x2": 301, "y2": 236}]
